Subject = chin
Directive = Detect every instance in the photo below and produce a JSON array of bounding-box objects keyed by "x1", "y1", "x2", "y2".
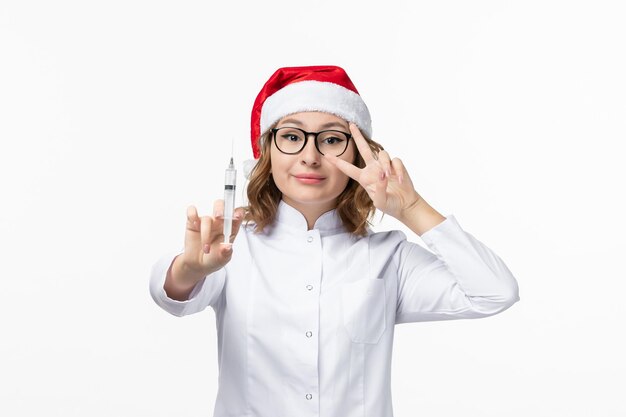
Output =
[{"x1": 286, "y1": 192, "x2": 338, "y2": 208}]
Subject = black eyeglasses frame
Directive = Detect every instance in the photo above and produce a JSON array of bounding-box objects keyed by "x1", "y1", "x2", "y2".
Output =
[{"x1": 270, "y1": 127, "x2": 353, "y2": 157}]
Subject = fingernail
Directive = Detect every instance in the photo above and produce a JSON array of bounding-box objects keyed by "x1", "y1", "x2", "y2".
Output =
[
  {"x1": 386, "y1": 169, "x2": 391, "y2": 178},
  {"x1": 223, "y1": 243, "x2": 233, "y2": 251},
  {"x1": 203, "y1": 244, "x2": 210, "y2": 253}
]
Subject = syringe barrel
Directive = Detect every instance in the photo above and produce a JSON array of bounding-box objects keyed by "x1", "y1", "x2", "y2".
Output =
[
  {"x1": 223, "y1": 189, "x2": 235, "y2": 243},
  {"x1": 223, "y1": 165, "x2": 236, "y2": 243},
  {"x1": 223, "y1": 188, "x2": 235, "y2": 219},
  {"x1": 224, "y1": 168, "x2": 236, "y2": 187}
]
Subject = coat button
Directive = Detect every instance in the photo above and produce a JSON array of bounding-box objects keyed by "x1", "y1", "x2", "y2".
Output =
[
  {"x1": 306, "y1": 331, "x2": 313, "y2": 337},
  {"x1": 307, "y1": 236, "x2": 314, "y2": 243},
  {"x1": 306, "y1": 285, "x2": 313, "y2": 291},
  {"x1": 305, "y1": 393, "x2": 312, "y2": 400}
]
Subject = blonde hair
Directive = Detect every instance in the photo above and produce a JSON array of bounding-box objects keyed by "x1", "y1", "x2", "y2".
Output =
[{"x1": 245, "y1": 129, "x2": 383, "y2": 236}]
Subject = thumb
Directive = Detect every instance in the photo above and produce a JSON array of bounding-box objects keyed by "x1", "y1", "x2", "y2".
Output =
[{"x1": 215, "y1": 241, "x2": 234, "y2": 265}]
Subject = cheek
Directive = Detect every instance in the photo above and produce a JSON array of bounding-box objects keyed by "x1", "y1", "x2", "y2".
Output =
[
  {"x1": 269, "y1": 148, "x2": 284, "y2": 174},
  {"x1": 330, "y1": 165, "x2": 351, "y2": 189},
  {"x1": 268, "y1": 149, "x2": 290, "y2": 191}
]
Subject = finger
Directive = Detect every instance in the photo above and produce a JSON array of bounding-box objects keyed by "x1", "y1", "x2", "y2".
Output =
[
  {"x1": 184, "y1": 206, "x2": 202, "y2": 255},
  {"x1": 213, "y1": 199, "x2": 225, "y2": 218},
  {"x1": 324, "y1": 154, "x2": 362, "y2": 181},
  {"x1": 221, "y1": 207, "x2": 245, "y2": 244},
  {"x1": 227, "y1": 207, "x2": 246, "y2": 242},
  {"x1": 200, "y1": 216, "x2": 213, "y2": 253},
  {"x1": 233, "y1": 207, "x2": 245, "y2": 219},
  {"x1": 377, "y1": 150, "x2": 392, "y2": 178},
  {"x1": 371, "y1": 172, "x2": 388, "y2": 209},
  {"x1": 349, "y1": 123, "x2": 375, "y2": 164},
  {"x1": 186, "y1": 205, "x2": 200, "y2": 231},
  {"x1": 391, "y1": 157, "x2": 408, "y2": 185}
]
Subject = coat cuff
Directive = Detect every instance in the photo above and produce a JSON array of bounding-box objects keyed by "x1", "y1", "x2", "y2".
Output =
[{"x1": 148, "y1": 251, "x2": 216, "y2": 317}]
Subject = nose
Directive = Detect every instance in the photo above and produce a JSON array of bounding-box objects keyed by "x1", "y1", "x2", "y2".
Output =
[{"x1": 300, "y1": 134, "x2": 321, "y2": 166}]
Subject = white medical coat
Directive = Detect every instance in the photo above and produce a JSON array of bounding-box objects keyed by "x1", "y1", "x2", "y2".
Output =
[{"x1": 149, "y1": 200, "x2": 520, "y2": 417}]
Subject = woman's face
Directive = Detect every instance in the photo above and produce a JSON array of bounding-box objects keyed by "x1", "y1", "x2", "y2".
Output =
[{"x1": 269, "y1": 111, "x2": 356, "y2": 216}]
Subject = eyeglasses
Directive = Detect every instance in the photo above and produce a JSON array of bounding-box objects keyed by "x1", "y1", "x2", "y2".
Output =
[{"x1": 271, "y1": 127, "x2": 352, "y2": 157}]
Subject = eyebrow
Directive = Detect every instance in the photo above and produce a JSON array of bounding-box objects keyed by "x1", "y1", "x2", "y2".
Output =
[{"x1": 279, "y1": 118, "x2": 349, "y2": 130}]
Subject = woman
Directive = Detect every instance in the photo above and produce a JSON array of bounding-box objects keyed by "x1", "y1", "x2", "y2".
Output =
[{"x1": 149, "y1": 65, "x2": 520, "y2": 417}]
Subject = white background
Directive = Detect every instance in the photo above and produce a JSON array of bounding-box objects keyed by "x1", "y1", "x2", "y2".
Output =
[{"x1": 1, "y1": 0, "x2": 624, "y2": 416}]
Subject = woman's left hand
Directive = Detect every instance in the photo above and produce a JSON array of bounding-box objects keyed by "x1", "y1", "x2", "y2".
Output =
[{"x1": 324, "y1": 123, "x2": 423, "y2": 220}]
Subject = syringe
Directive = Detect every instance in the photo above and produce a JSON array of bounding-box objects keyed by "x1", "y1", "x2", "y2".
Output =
[{"x1": 223, "y1": 157, "x2": 237, "y2": 244}]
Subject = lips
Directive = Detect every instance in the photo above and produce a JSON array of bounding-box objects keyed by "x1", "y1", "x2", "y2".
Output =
[
  {"x1": 293, "y1": 173, "x2": 326, "y2": 184},
  {"x1": 294, "y1": 174, "x2": 326, "y2": 180}
]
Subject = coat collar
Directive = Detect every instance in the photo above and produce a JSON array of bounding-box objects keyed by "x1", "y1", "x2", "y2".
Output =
[{"x1": 273, "y1": 200, "x2": 346, "y2": 236}]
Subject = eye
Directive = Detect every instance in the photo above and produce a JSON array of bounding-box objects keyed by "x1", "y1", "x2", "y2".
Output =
[
  {"x1": 282, "y1": 134, "x2": 302, "y2": 142},
  {"x1": 321, "y1": 136, "x2": 344, "y2": 145}
]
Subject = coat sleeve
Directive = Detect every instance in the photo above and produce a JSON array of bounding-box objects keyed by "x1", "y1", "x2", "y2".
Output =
[
  {"x1": 148, "y1": 250, "x2": 226, "y2": 317},
  {"x1": 394, "y1": 214, "x2": 520, "y2": 324}
]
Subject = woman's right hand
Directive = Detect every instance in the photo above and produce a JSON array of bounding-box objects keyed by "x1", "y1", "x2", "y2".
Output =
[{"x1": 182, "y1": 200, "x2": 245, "y2": 276}]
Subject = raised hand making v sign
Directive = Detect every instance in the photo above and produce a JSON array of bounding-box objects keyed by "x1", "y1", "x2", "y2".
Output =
[{"x1": 324, "y1": 122, "x2": 447, "y2": 236}]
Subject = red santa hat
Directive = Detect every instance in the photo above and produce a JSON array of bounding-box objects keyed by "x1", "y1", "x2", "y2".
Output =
[{"x1": 250, "y1": 65, "x2": 372, "y2": 159}]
